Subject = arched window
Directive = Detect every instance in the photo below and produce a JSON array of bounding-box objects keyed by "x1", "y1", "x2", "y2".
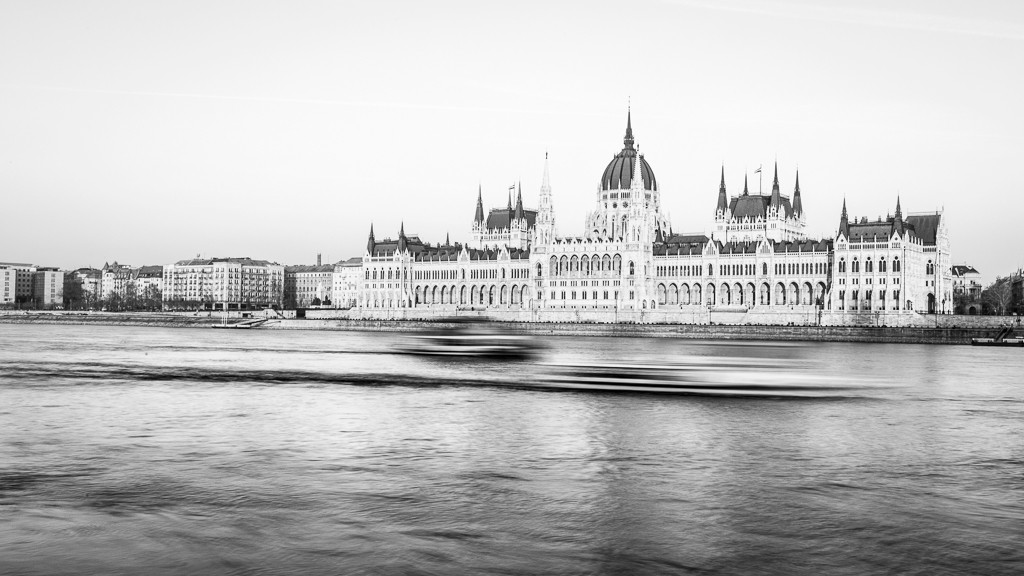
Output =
[
  {"x1": 629, "y1": 261, "x2": 635, "y2": 276},
  {"x1": 708, "y1": 264, "x2": 713, "y2": 276},
  {"x1": 866, "y1": 258, "x2": 873, "y2": 273},
  {"x1": 839, "y1": 258, "x2": 846, "y2": 273},
  {"x1": 762, "y1": 262, "x2": 768, "y2": 275},
  {"x1": 879, "y1": 258, "x2": 887, "y2": 273},
  {"x1": 536, "y1": 263, "x2": 542, "y2": 277},
  {"x1": 893, "y1": 258, "x2": 901, "y2": 272},
  {"x1": 852, "y1": 259, "x2": 860, "y2": 273},
  {"x1": 926, "y1": 260, "x2": 934, "y2": 275}
]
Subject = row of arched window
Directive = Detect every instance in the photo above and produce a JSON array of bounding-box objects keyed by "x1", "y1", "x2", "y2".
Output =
[
  {"x1": 547, "y1": 254, "x2": 630, "y2": 277},
  {"x1": 837, "y1": 289, "x2": 903, "y2": 310},
  {"x1": 838, "y1": 257, "x2": 902, "y2": 274}
]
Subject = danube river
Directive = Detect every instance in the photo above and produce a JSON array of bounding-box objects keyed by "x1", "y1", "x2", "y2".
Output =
[{"x1": 1, "y1": 323, "x2": 1022, "y2": 575}]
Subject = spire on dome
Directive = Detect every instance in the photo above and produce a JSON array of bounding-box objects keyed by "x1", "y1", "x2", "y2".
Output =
[
  {"x1": 716, "y1": 166, "x2": 729, "y2": 215},
  {"x1": 792, "y1": 170, "x2": 803, "y2": 216},
  {"x1": 474, "y1": 185, "x2": 484, "y2": 224},
  {"x1": 624, "y1": 107, "x2": 635, "y2": 150}
]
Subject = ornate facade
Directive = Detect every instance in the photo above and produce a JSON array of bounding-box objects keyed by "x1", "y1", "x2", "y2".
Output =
[{"x1": 356, "y1": 111, "x2": 952, "y2": 321}]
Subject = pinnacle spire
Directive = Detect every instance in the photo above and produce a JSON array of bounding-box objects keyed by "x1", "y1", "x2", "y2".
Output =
[
  {"x1": 397, "y1": 221, "x2": 407, "y2": 252},
  {"x1": 792, "y1": 169, "x2": 803, "y2": 216},
  {"x1": 474, "y1": 185, "x2": 484, "y2": 224},
  {"x1": 366, "y1": 223, "x2": 375, "y2": 255},
  {"x1": 839, "y1": 198, "x2": 850, "y2": 238},
  {"x1": 893, "y1": 196, "x2": 904, "y2": 235},
  {"x1": 514, "y1": 182, "x2": 524, "y2": 221},
  {"x1": 743, "y1": 173, "x2": 749, "y2": 196},
  {"x1": 541, "y1": 153, "x2": 551, "y2": 191},
  {"x1": 716, "y1": 166, "x2": 729, "y2": 215},
  {"x1": 770, "y1": 162, "x2": 782, "y2": 210},
  {"x1": 631, "y1": 153, "x2": 645, "y2": 192}
]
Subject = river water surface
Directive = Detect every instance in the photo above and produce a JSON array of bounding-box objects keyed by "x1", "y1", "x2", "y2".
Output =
[{"x1": 1, "y1": 323, "x2": 1022, "y2": 575}]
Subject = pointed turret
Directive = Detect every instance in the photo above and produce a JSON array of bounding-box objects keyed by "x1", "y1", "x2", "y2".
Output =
[
  {"x1": 743, "y1": 174, "x2": 749, "y2": 196},
  {"x1": 631, "y1": 153, "x2": 645, "y2": 192},
  {"x1": 716, "y1": 166, "x2": 728, "y2": 215},
  {"x1": 839, "y1": 199, "x2": 850, "y2": 238},
  {"x1": 770, "y1": 162, "x2": 782, "y2": 211},
  {"x1": 537, "y1": 151, "x2": 556, "y2": 243},
  {"x1": 445, "y1": 232, "x2": 450, "y2": 246},
  {"x1": 366, "y1": 223, "x2": 375, "y2": 255},
  {"x1": 473, "y1": 185, "x2": 484, "y2": 225},
  {"x1": 792, "y1": 170, "x2": 803, "y2": 216},
  {"x1": 397, "y1": 221, "x2": 407, "y2": 253},
  {"x1": 514, "y1": 182, "x2": 524, "y2": 221},
  {"x1": 893, "y1": 196, "x2": 905, "y2": 235}
]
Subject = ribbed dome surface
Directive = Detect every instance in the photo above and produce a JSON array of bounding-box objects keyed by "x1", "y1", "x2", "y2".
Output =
[
  {"x1": 601, "y1": 151, "x2": 656, "y2": 191},
  {"x1": 601, "y1": 110, "x2": 657, "y2": 191}
]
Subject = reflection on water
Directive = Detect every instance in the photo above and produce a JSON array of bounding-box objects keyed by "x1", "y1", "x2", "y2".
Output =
[{"x1": 1, "y1": 324, "x2": 1023, "y2": 575}]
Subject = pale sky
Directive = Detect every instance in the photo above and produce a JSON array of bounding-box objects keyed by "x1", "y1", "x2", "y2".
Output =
[{"x1": 2, "y1": 0, "x2": 1022, "y2": 279}]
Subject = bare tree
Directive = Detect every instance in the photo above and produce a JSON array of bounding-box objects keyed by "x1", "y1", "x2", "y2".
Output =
[{"x1": 982, "y1": 277, "x2": 1012, "y2": 316}]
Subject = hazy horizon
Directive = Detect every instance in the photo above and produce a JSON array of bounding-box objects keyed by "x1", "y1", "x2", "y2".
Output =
[{"x1": 2, "y1": 0, "x2": 1022, "y2": 281}]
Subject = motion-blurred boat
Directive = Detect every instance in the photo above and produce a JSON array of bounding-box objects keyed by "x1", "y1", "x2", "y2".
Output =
[
  {"x1": 405, "y1": 319, "x2": 539, "y2": 359},
  {"x1": 538, "y1": 356, "x2": 880, "y2": 397}
]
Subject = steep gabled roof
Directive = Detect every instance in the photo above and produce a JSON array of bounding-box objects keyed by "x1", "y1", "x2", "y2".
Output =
[
  {"x1": 904, "y1": 214, "x2": 941, "y2": 246},
  {"x1": 728, "y1": 194, "x2": 795, "y2": 220},
  {"x1": 951, "y1": 265, "x2": 980, "y2": 277},
  {"x1": 485, "y1": 208, "x2": 538, "y2": 230}
]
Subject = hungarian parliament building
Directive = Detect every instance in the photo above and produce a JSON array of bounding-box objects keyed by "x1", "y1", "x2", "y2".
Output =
[{"x1": 352, "y1": 111, "x2": 952, "y2": 324}]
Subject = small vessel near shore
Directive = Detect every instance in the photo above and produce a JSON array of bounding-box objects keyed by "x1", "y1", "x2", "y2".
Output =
[
  {"x1": 970, "y1": 326, "x2": 1023, "y2": 347},
  {"x1": 971, "y1": 337, "x2": 1024, "y2": 347},
  {"x1": 405, "y1": 318, "x2": 540, "y2": 359},
  {"x1": 212, "y1": 318, "x2": 267, "y2": 329}
]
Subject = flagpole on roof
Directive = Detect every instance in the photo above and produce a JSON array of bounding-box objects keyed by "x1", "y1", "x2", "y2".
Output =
[{"x1": 755, "y1": 165, "x2": 763, "y2": 195}]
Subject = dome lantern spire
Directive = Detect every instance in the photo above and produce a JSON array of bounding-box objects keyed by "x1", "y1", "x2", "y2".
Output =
[{"x1": 624, "y1": 106, "x2": 635, "y2": 150}]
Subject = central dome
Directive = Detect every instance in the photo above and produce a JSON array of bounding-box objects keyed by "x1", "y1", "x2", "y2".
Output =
[{"x1": 600, "y1": 111, "x2": 657, "y2": 192}]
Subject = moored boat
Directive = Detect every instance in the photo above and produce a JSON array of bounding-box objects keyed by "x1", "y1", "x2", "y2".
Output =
[{"x1": 970, "y1": 337, "x2": 1024, "y2": 347}]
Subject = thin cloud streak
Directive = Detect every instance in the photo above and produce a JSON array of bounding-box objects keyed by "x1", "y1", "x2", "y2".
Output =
[
  {"x1": 9, "y1": 84, "x2": 611, "y2": 119},
  {"x1": 663, "y1": 0, "x2": 1024, "y2": 41}
]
